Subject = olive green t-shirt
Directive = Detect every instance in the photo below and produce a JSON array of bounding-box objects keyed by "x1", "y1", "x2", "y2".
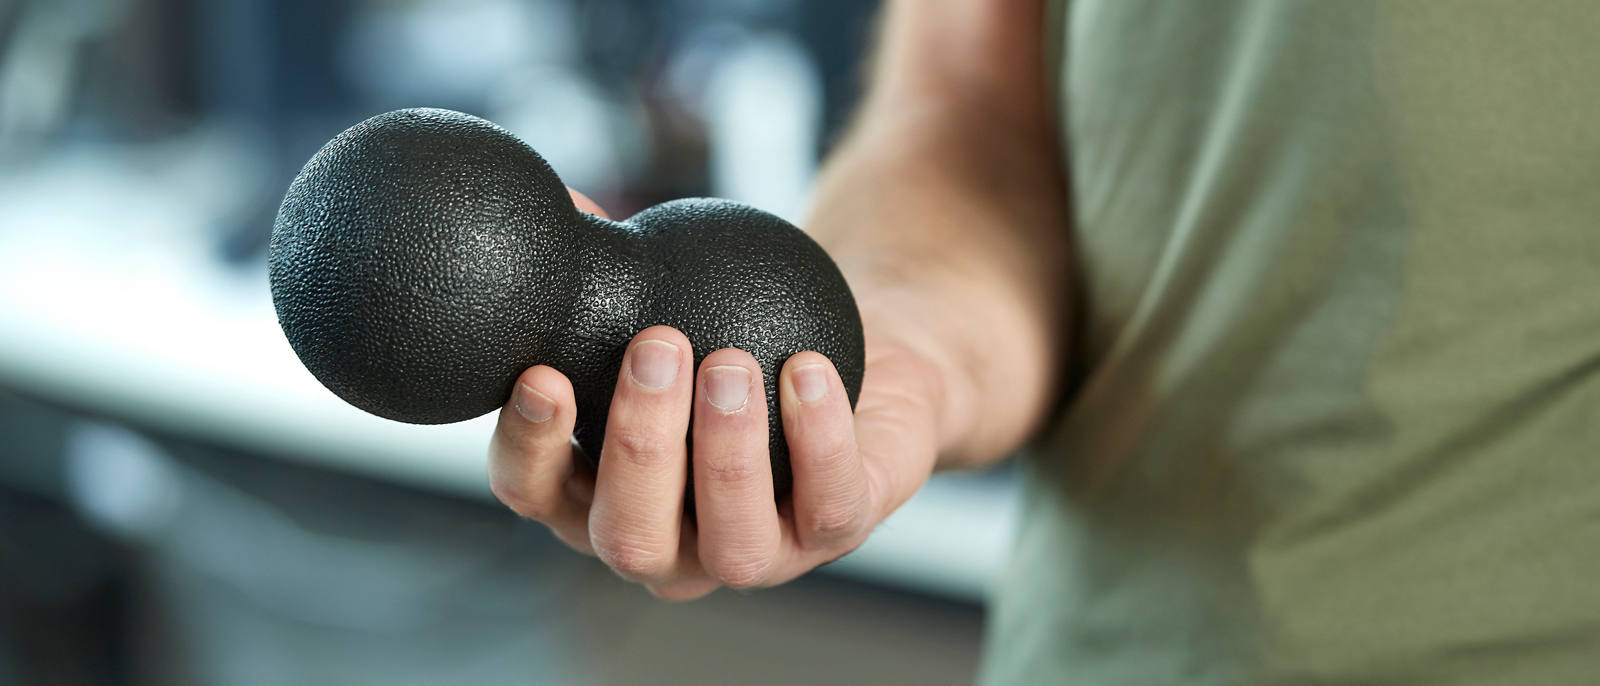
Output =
[{"x1": 979, "y1": 1, "x2": 1600, "y2": 683}]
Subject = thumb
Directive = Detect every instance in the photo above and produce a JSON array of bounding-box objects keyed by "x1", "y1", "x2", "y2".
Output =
[
  {"x1": 568, "y1": 188, "x2": 611, "y2": 219},
  {"x1": 850, "y1": 346, "x2": 944, "y2": 522}
]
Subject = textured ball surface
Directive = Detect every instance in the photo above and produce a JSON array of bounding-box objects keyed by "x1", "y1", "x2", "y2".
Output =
[{"x1": 270, "y1": 108, "x2": 864, "y2": 494}]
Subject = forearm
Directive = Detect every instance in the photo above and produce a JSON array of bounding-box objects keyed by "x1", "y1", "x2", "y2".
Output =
[{"x1": 806, "y1": 1, "x2": 1072, "y2": 469}]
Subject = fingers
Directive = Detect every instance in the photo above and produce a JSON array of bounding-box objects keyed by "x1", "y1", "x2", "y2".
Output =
[
  {"x1": 692, "y1": 349, "x2": 783, "y2": 588},
  {"x1": 488, "y1": 366, "x2": 592, "y2": 553},
  {"x1": 589, "y1": 326, "x2": 695, "y2": 582},
  {"x1": 492, "y1": 336, "x2": 897, "y2": 599},
  {"x1": 567, "y1": 187, "x2": 610, "y2": 218},
  {"x1": 779, "y1": 352, "x2": 872, "y2": 551},
  {"x1": 850, "y1": 346, "x2": 943, "y2": 520},
  {"x1": 644, "y1": 532, "x2": 719, "y2": 601}
]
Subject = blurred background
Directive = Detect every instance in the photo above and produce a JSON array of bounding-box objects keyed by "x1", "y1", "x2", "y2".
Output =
[{"x1": 0, "y1": 0, "x2": 1021, "y2": 684}]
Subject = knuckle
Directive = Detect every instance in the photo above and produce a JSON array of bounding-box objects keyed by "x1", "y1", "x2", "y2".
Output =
[
  {"x1": 606, "y1": 429, "x2": 678, "y2": 467},
  {"x1": 706, "y1": 554, "x2": 773, "y2": 589},
  {"x1": 593, "y1": 538, "x2": 673, "y2": 581},
  {"x1": 802, "y1": 503, "x2": 868, "y2": 542},
  {"x1": 489, "y1": 477, "x2": 556, "y2": 521},
  {"x1": 698, "y1": 454, "x2": 762, "y2": 485},
  {"x1": 803, "y1": 441, "x2": 856, "y2": 474}
]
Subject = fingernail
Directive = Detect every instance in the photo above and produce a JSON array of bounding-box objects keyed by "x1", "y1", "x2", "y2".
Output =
[
  {"x1": 515, "y1": 383, "x2": 555, "y2": 423},
  {"x1": 628, "y1": 340, "x2": 681, "y2": 389},
  {"x1": 705, "y1": 365, "x2": 751, "y2": 413},
  {"x1": 792, "y1": 364, "x2": 829, "y2": 404}
]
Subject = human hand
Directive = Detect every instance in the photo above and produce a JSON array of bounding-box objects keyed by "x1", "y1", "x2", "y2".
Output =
[{"x1": 487, "y1": 190, "x2": 944, "y2": 600}]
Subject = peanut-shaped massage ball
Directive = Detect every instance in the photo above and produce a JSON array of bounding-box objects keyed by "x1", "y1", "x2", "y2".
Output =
[{"x1": 269, "y1": 108, "x2": 864, "y2": 496}]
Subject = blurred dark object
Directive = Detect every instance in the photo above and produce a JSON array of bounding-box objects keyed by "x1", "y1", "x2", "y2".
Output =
[
  {"x1": 0, "y1": 490, "x2": 131, "y2": 686},
  {"x1": 0, "y1": 390, "x2": 131, "y2": 686}
]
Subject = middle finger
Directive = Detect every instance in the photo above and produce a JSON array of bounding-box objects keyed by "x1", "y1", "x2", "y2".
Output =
[{"x1": 692, "y1": 348, "x2": 783, "y2": 589}]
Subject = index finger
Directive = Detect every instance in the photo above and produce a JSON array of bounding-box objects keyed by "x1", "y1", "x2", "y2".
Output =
[{"x1": 588, "y1": 326, "x2": 695, "y2": 582}]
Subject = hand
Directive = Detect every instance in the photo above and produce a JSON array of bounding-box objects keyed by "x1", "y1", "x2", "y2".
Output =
[{"x1": 486, "y1": 191, "x2": 945, "y2": 600}]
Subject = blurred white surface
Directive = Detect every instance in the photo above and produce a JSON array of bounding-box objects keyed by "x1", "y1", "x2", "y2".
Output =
[
  {"x1": 0, "y1": 137, "x2": 1018, "y2": 602},
  {"x1": 704, "y1": 30, "x2": 821, "y2": 223}
]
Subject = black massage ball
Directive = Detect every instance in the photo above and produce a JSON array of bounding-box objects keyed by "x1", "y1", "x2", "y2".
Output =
[{"x1": 269, "y1": 108, "x2": 864, "y2": 494}]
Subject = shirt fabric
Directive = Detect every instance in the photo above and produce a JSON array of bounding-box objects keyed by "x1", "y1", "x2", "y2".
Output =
[{"x1": 979, "y1": 1, "x2": 1600, "y2": 683}]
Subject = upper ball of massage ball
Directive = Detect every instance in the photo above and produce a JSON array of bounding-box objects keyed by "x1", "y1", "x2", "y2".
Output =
[{"x1": 269, "y1": 108, "x2": 864, "y2": 494}]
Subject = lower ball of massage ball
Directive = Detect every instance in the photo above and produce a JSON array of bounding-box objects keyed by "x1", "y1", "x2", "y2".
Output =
[{"x1": 269, "y1": 108, "x2": 864, "y2": 493}]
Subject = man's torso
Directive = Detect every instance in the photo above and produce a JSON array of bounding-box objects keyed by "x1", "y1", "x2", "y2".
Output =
[{"x1": 981, "y1": 2, "x2": 1600, "y2": 683}]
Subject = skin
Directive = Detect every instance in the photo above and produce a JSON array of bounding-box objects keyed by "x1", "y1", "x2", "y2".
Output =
[{"x1": 488, "y1": 0, "x2": 1072, "y2": 600}]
